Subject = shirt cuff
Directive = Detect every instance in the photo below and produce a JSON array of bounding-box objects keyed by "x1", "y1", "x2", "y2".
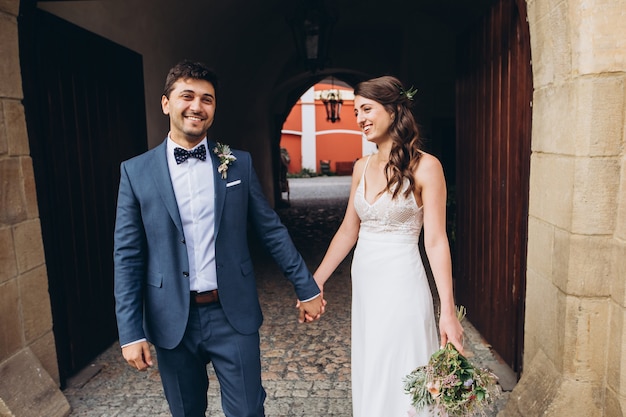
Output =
[
  {"x1": 300, "y1": 293, "x2": 321, "y2": 303},
  {"x1": 121, "y1": 338, "x2": 147, "y2": 349}
]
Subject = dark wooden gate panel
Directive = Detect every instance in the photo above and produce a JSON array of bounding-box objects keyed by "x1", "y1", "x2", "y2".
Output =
[
  {"x1": 455, "y1": 0, "x2": 532, "y2": 373},
  {"x1": 19, "y1": 8, "x2": 148, "y2": 384}
]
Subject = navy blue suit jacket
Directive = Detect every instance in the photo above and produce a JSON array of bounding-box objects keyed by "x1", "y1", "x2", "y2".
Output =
[{"x1": 114, "y1": 139, "x2": 319, "y2": 349}]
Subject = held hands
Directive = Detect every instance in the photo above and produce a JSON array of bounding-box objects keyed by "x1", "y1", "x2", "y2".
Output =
[
  {"x1": 122, "y1": 341, "x2": 154, "y2": 371},
  {"x1": 296, "y1": 291, "x2": 327, "y2": 323}
]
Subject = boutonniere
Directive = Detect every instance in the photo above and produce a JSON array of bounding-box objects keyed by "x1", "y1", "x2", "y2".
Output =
[{"x1": 213, "y1": 142, "x2": 237, "y2": 179}]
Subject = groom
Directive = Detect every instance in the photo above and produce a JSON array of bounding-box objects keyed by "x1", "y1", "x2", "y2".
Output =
[{"x1": 114, "y1": 60, "x2": 325, "y2": 417}]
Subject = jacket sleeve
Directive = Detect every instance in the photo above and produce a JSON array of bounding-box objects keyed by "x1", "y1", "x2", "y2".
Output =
[
  {"x1": 245, "y1": 154, "x2": 321, "y2": 301},
  {"x1": 113, "y1": 161, "x2": 148, "y2": 346}
]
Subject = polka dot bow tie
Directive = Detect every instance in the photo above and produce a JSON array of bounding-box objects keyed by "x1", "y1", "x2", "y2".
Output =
[{"x1": 174, "y1": 144, "x2": 207, "y2": 164}]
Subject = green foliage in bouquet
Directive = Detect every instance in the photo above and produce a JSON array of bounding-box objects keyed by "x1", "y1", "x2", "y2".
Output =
[{"x1": 403, "y1": 307, "x2": 499, "y2": 416}]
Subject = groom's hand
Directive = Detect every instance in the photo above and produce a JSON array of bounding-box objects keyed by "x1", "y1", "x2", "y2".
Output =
[
  {"x1": 297, "y1": 295, "x2": 326, "y2": 323},
  {"x1": 122, "y1": 341, "x2": 153, "y2": 371}
]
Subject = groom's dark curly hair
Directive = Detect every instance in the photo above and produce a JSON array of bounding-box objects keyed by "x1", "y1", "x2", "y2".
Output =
[{"x1": 163, "y1": 59, "x2": 219, "y2": 98}]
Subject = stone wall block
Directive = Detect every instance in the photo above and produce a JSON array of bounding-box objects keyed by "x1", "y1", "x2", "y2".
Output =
[
  {"x1": 4, "y1": 100, "x2": 30, "y2": 156},
  {"x1": 561, "y1": 296, "x2": 610, "y2": 381},
  {"x1": 573, "y1": 76, "x2": 625, "y2": 156},
  {"x1": 0, "y1": 280, "x2": 21, "y2": 363},
  {"x1": 564, "y1": 234, "x2": 613, "y2": 296},
  {"x1": 0, "y1": 227, "x2": 16, "y2": 284},
  {"x1": 612, "y1": 241, "x2": 626, "y2": 307},
  {"x1": 0, "y1": 159, "x2": 27, "y2": 225},
  {"x1": 0, "y1": 14, "x2": 21, "y2": 99},
  {"x1": 13, "y1": 219, "x2": 45, "y2": 274},
  {"x1": 552, "y1": 227, "x2": 570, "y2": 293},
  {"x1": 571, "y1": 0, "x2": 626, "y2": 75},
  {"x1": 547, "y1": 378, "x2": 604, "y2": 417},
  {"x1": 20, "y1": 157, "x2": 39, "y2": 219},
  {"x1": 504, "y1": 366, "x2": 604, "y2": 417},
  {"x1": 525, "y1": 0, "x2": 571, "y2": 26},
  {"x1": 604, "y1": 389, "x2": 625, "y2": 417},
  {"x1": 28, "y1": 331, "x2": 60, "y2": 385},
  {"x1": 528, "y1": 0, "x2": 571, "y2": 88},
  {"x1": 0, "y1": 348, "x2": 70, "y2": 417},
  {"x1": 606, "y1": 302, "x2": 625, "y2": 402},
  {"x1": 0, "y1": 0, "x2": 20, "y2": 16},
  {"x1": 526, "y1": 216, "x2": 554, "y2": 279},
  {"x1": 572, "y1": 157, "x2": 619, "y2": 234},
  {"x1": 0, "y1": 101, "x2": 6, "y2": 156},
  {"x1": 616, "y1": 155, "x2": 626, "y2": 241},
  {"x1": 523, "y1": 268, "x2": 562, "y2": 368},
  {"x1": 528, "y1": 153, "x2": 574, "y2": 229},
  {"x1": 531, "y1": 84, "x2": 577, "y2": 154},
  {"x1": 501, "y1": 348, "x2": 563, "y2": 417},
  {"x1": 20, "y1": 265, "x2": 52, "y2": 343}
]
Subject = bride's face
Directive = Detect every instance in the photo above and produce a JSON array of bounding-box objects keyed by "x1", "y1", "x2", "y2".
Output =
[{"x1": 354, "y1": 96, "x2": 394, "y2": 144}]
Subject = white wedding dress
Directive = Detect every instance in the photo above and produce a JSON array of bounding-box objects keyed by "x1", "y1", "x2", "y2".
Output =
[{"x1": 351, "y1": 156, "x2": 439, "y2": 417}]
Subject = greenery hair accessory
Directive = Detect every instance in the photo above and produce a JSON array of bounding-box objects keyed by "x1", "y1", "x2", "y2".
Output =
[{"x1": 397, "y1": 84, "x2": 418, "y2": 101}]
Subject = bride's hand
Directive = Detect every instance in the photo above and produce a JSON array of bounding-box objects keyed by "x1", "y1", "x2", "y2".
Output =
[{"x1": 439, "y1": 313, "x2": 465, "y2": 355}]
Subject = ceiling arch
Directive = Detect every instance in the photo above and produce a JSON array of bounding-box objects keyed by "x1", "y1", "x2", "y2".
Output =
[{"x1": 27, "y1": 0, "x2": 496, "y2": 199}]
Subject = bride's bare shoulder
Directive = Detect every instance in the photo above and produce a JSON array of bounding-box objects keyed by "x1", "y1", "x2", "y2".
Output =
[{"x1": 416, "y1": 152, "x2": 443, "y2": 171}]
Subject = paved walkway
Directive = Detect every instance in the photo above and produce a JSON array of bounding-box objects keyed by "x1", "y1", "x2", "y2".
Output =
[{"x1": 63, "y1": 176, "x2": 512, "y2": 416}]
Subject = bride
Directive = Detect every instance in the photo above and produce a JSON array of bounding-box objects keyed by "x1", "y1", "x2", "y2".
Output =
[{"x1": 310, "y1": 76, "x2": 465, "y2": 416}]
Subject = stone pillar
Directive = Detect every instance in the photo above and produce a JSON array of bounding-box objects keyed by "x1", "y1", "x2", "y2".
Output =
[
  {"x1": 0, "y1": 0, "x2": 70, "y2": 415},
  {"x1": 502, "y1": 0, "x2": 626, "y2": 416}
]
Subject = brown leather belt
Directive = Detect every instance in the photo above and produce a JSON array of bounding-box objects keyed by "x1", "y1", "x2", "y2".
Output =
[{"x1": 191, "y1": 289, "x2": 219, "y2": 305}]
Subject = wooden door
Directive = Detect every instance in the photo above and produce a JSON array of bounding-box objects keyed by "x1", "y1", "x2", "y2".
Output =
[
  {"x1": 455, "y1": 0, "x2": 532, "y2": 374},
  {"x1": 19, "y1": 7, "x2": 148, "y2": 384}
]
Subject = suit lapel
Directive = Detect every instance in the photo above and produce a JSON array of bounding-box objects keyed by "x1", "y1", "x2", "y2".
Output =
[
  {"x1": 151, "y1": 140, "x2": 184, "y2": 233},
  {"x1": 209, "y1": 141, "x2": 226, "y2": 235}
]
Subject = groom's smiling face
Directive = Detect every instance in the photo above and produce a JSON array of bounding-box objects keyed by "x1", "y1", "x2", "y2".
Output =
[{"x1": 162, "y1": 77, "x2": 216, "y2": 147}]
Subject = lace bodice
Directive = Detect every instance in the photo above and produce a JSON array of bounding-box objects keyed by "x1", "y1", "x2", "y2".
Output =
[{"x1": 354, "y1": 157, "x2": 423, "y2": 237}]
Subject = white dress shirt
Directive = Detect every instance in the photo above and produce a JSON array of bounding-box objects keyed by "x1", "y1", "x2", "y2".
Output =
[{"x1": 167, "y1": 136, "x2": 218, "y2": 292}]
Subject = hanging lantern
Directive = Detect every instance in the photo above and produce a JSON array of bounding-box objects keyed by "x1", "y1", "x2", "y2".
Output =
[
  {"x1": 321, "y1": 90, "x2": 343, "y2": 123},
  {"x1": 288, "y1": 0, "x2": 336, "y2": 72}
]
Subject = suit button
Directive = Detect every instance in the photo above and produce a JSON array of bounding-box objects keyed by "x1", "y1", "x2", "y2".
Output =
[
  {"x1": 183, "y1": 271, "x2": 189, "y2": 277},
  {"x1": 181, "y1": 238, "x2": 186, "y2": 244}
]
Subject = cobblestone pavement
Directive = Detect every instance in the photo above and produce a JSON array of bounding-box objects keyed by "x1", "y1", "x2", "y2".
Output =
[{"x1": 63, "y1": 176, "x2": 512, "y2": 416}]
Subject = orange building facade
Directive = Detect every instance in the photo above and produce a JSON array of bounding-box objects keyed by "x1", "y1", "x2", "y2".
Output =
[{"x1": 280, "y1": 82, "x2": 376, "y2": 175}]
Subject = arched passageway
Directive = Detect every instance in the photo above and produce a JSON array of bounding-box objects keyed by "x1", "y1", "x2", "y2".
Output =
[
  {"x1": 19, "y1": 0, "x2": 531, "y2": 385},
  {"x1": 25, "y1": 1, "x2": 626, "y2": 415},
  {"x1": 7, "y1": 1, "x2": 626, "y2": 415},
  {"x1": 13, "y1": 0, "x2": 529, "y2": 382}
]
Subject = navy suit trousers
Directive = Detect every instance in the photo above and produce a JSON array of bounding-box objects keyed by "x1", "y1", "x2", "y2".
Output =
[{"x1": 154, "y1": 302, "x2": 266, "y2": 417}]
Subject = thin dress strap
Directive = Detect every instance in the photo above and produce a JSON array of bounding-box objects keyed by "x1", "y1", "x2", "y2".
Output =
[{"x1": 361, "y1": 154, "x2": 372, "y2": 182}]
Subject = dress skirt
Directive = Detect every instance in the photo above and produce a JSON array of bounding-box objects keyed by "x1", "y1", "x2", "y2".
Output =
[{"x1": 351, "y1": 230, "x2": 439, "y2": 417}]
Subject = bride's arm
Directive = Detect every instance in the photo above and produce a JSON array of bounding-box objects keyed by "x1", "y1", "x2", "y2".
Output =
[
  {"x1": 417, "y1": 153, "x2": 465, "y2": 354},
  {"x1": 312, "y1": 158, "x2": 365, "y2": 288}
]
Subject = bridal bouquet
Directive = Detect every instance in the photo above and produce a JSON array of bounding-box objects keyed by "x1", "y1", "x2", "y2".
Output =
[{"x1": 403, "y1": 307, "x2": 498, "y2": 416}]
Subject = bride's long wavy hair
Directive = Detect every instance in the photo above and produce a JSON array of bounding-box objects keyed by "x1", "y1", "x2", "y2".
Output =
[{"x1": 354, "y1": 76, "x2": 423, "y2": 199}]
